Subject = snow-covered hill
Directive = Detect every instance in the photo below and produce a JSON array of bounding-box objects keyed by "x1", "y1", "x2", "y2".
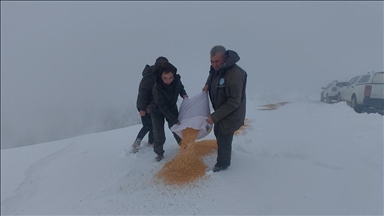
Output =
[{"x1": 1, "y1": 93, "x2": 383, "y2": 215}]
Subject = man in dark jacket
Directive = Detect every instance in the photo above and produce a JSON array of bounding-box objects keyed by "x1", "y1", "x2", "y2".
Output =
[
  {"x1": 150, "y1": 61, "x2": 188, "y2": 161},
  {"x1": 131, "y1": 56, "x2": 169, "y2": 153},
  {"x1": 203, "y1": 45, "x2": 247, "y2": 172}
]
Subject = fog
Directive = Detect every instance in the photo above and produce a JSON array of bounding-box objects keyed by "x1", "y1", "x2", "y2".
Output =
[{"x1": 1, "y1": 1, "x2": 383, "y2": 149}]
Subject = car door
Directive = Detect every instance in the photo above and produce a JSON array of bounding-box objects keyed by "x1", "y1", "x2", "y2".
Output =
[{"x1": 344, "y1": 76, "x2": 362, "y2": 103}]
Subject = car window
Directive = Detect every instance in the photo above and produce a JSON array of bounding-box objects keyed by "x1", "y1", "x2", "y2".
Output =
[
  {"x1": 347, "y1": 77, "x2": 355, "y2": 85},
  {"x1": 358, "y1": 75, "x2": 370, "y2": 84},
  {"x1": 352, "y1": 76, "x2": 361, "y2": 84},
  {"x1": 372, "y1": 72, "x2": 384, "y2": 84},
  {"x1": 336, "y1": 82, "x2": 347, "y2": 87}
]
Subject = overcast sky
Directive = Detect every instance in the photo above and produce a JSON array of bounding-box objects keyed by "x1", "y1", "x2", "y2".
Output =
[{"x1": 1, "y1": 1, "x2": 383, "y2": 148}]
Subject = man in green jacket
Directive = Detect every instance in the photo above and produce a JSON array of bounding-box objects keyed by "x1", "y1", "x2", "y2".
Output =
[{"x1": 203, "y1": 45, "x2": 248, "y2": 172}]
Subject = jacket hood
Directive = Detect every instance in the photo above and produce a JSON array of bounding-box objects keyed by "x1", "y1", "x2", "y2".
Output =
[
  {"x1": 142, "y1": 65, "x2": 153, "y2": 76},
  {"x1": 142, "y1": 57, "x2": 169, "y2": 76},
  {"x1": 223, "y1": 50, "x2": 240, "y2": 68}
]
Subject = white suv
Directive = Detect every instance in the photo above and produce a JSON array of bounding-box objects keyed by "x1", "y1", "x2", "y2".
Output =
[
  {"x1": 320, "y1": 80, "x2": 348, "y2": 103},
  {"x1": 341, "y1": 71, "x2": 384, "y2": 113}
]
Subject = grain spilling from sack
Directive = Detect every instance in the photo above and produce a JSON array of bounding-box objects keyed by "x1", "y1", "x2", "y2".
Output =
[
  {"x1": 179, "y1": 127, "x2": 199, "y2": 149},
  {"x1": 157, "y1": 128, "x2": 216, "y2": 186}
]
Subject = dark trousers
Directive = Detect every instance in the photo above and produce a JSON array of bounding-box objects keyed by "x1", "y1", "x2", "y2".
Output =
[
  {"x1": 151, "y1": 110, "x2": 182, "y2": 155},
  {"x1": 214, "y1": 125, "x2": 234, "y2": 168},
  {"x1": 135, "y1": 113, "x2": 154, "y2": 144}
]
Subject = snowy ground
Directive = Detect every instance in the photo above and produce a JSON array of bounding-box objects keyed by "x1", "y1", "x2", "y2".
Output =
[{"x1": 1, "y1": 92, "x2": 383, "y2": 215}]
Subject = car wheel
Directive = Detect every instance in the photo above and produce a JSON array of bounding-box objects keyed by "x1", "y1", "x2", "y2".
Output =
[
  {"x1": 326, "y1": 94, "x2": 331, "y2": 103},
  {"x1": 351, "y1": 96, "x2": 363, "y2": 113},
  {"x1": 337, "y1": 93, "x2": 341, "y2": 102}
]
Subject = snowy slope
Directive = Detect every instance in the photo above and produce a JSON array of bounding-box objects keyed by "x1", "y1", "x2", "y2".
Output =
[{"x1": 1, "y1": 92, "x2": 383, "y2": 215}]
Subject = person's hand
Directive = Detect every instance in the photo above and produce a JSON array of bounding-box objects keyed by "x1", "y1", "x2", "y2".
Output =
[
  {"x1": 206, "y1": 115, "x2": 213, "y2": 124},
  {"x1": 183, "y1": 95, "x2": 189, "y2": 99},
  {"x1": 139, "y1": 110, "x2": 146, "y2": 116},
  {"x1": 202, "y1": 84, "x2": 209, "y2": 92}
]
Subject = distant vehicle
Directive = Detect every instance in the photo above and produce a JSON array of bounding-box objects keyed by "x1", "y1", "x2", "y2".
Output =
[
  {"x1": 340, "y1": 75, "x2": 363, "y2": 104},
  {"x1": 341, "y1": 71, "x2": 384, "y2": 113},
  {"x1": 320, "y1": 80, "x2": 348, "y2": 103}
]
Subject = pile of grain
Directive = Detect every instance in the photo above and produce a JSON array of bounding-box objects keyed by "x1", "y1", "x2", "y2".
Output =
[
  {"x1": 192, "y1": 140, "x2": 218, "y2": 157},
  {"x1": 156, "y1": 128, "x2": 217, "y2": 186},
  {"x1": 156, "y1": 120, "x2": 250, "y2": 186}
]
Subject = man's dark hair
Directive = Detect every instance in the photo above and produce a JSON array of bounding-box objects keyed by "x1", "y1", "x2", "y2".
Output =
[
  {"x1": 155, "y1": 56, "x2": 168, "y2": 63},
  {"x1": 160, "y1": 62, "x2": 175, "y2": 75}
]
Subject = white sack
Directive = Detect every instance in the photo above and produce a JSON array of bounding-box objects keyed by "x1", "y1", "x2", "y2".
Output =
[{"x1": 171, "y1": 92, "x2": 213, "y2": 140}]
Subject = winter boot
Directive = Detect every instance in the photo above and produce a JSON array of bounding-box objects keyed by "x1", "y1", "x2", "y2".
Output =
[
  {"x1": 212, "y1": 165, "x2": 228, "y2": 172},
  {"x1": 155, "y1": 154, "x2": 164, "y2": 162},
  {"x1": 131, "y1": 139, "x2": 142, "y2": 153}
]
